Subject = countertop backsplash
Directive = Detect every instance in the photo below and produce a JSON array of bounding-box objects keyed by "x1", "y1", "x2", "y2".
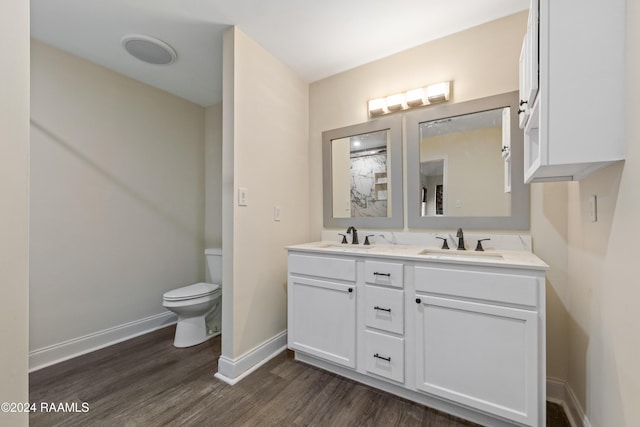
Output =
[{"x1": 320, "y1": 229, "x2": 532, "y2": 252}]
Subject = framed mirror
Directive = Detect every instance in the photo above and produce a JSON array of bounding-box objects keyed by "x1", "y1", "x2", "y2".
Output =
[
  {"x1": 323, "y1": 115, "x2": 403, "y2": 228},
  {"x1": 406, "y1": 91, "x2": 530, "y2": 229}
]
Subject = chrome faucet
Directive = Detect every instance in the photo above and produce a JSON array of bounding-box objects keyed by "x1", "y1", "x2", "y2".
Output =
[
  {"x1": 346, "y1": 226, "x2": 359, "y2": 244},
  {"x1": 456, "y1": 228, "x2": 466, "y2": 250}
]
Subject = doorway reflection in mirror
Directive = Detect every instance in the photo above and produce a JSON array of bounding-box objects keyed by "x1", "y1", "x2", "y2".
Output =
[{"x1": 419, "y1": 108, "x2": 510, "y2": 218}]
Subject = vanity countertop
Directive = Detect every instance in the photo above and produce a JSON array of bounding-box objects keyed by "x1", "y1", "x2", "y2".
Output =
[{"x1": 286, "y1": 241, "x2": 549, "y2": 271}]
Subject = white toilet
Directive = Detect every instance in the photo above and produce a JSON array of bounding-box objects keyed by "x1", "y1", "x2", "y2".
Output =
[{"x1": 162, "y1": 248, "x2": 222, "y2": 348}]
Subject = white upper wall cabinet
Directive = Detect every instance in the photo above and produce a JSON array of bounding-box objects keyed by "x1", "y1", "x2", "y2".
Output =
[{"x1": 520, "y1": 0, "x2": 625, "y2": 183}]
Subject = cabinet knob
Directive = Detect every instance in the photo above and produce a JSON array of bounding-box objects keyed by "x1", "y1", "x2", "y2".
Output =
[
  {"x1": 518, "y1": 108, "x2": 526, "y2": 114},
  {"x1": 415, "y1": 298, "x2": 422, "y2": 304},
  {"x1": 519, "y1": 99, "x2": 528, "y2": 106},
  {"x1": 348, "y1": 287, "x2": 353, "y2": 293}
]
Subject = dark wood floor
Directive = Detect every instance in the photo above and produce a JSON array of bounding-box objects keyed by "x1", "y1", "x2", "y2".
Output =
[{"x1": 30, "y1": 326, "x2": 570, "y2": 427}]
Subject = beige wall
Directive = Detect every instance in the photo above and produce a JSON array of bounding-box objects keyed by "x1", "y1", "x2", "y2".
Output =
[
  {"x1": 29, "y1": 41, "x2": 206, "y2": 350},
  {"x1": 205, "y1": 103, "x2": 223, "y2": 250},
  {"x1": 223, "y1": 27, "x2": 309, "y2": 358},
  {"x1": 0, "y1": 0, "x2": 29, "y2": 424},
  {"x1": 551, "y1": 2, "x2": 640, "y2": 423},
  {"x1": 529, "y1": 181, "x2": 570, "y2": 383},
  {"x1": 309, "y1": 12, "x2": 528, "y2": 236}
]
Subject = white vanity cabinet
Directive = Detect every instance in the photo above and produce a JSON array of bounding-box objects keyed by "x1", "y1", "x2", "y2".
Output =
[
  {"x1": 413, "y1": 265, "x2": 544, "y2": 427},
  {"x1": 520, "y1": 0, "x2": 625, "y2": 182},
  {"x1": 287, "y1": 253, "x2": 357, "y2": 368},
  {"x1": 287, "y1": 244, "x2": 547, "y2": 427}
]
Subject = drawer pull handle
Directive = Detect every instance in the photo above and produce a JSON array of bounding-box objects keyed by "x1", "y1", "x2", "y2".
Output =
[
  {"x1": 415, "y1": 298, "x2": 422, "y2": 304},
  {"x1": 373, "y1": 272, "x2": 391, "y2": 277},
  {"x1": 348, "y1": 287, "x2": 354, "y2": 293},
  {"x1": 374, "y1": 353, "x2": 391, "y2": 362},
  {"x1": 374, "y1": 306, "x2": 391, "y2": 313}
]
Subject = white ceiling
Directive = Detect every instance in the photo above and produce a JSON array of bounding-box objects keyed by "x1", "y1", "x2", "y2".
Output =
[{"x1": 30, "y1": 0, "x2": 528, "y2": 107}]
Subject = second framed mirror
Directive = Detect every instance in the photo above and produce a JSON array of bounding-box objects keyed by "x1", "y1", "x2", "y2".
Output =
[{"x1": 406, "y1": 91, "x2": 530, "y2": 230}]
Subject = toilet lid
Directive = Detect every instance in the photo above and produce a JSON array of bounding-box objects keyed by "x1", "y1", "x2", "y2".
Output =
[{"x1": 163, "y1": 282, "x2": 220, "y2": 301}]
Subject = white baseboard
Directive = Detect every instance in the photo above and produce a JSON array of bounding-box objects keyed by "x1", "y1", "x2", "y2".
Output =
[
  {"x1": 547, "y1": 377, "x2": 591, "y2": 427},
  {"x1": 29, "y1": 311, "x2": 177, "y2": 372},
  {"x1": 214, "y1": 330, "x2": 287, "y2": 385}
]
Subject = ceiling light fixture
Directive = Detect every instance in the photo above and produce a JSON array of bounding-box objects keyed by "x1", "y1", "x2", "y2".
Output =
[
  {"x1": 368, "y1": 81, "x2": 452, "y2": 117},
  {"x1": 121, "y1": 34, "x2": 177, "y2": 65}
]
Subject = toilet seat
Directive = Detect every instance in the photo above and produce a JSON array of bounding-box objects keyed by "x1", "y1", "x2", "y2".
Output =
[{"x1": 163, "y1": 282, "x2": 220, "y2": 302}]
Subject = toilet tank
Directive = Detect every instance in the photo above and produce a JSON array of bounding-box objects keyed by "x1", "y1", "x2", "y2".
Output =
[{"x1": 205, "y1": 248, "x2": 222, "y2": 284}]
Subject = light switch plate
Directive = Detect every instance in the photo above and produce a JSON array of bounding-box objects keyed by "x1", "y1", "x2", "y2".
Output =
[
  {"x1": 589, "y1": 195, "x2": 597, "y2": 222},
  {"x1": 238, "y1": 187, "x2": 248, "y2": 206},
  {"x1": 274, "y1": 206, "x2": 281, "y2": 221}
]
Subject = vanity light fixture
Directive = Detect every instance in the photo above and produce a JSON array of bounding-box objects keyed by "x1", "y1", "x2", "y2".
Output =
[
  {"x1": 426, "y1": 81, "x2": 451, "y2": 103},
  {"x1": 368, "y1": 81, "x2": 452, "y2": 117},
  {"x1": 405, "y1": 88, "x2": 426, "y2": 106},
  {"x1": 386, "y1": 93, "x2": 406, "y2": 111},
  {"x1": 368, "y1": 98, "x2": 386, "y2": 115}
]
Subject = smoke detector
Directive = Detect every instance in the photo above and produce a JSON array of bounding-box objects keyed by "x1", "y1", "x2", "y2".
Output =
[{"x1": 121, "y1": 34, "x2": 177, "y2": 65}]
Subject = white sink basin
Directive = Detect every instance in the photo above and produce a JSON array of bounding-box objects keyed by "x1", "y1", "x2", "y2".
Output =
[
  {"x1": 370, "y1": 244, "x2": 409, "y2": 251},
  {"x1": 316, "y1": 243, "x2": 374, "y2": 251},
  {"x1": 418, "y1": 248, "x2": 504, "y2": 261}
]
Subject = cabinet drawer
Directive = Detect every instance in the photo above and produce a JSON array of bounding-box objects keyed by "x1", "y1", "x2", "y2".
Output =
[
  {"x1": 364, "y1": 330, "x2": 404, "y2": 383},
  {"x1": 365, "y1": 285, "x2": 404, "y2": 335},
  {"x1": 364, "y1": 260, "x2": 403, "y2": 288},
  {"x1": 289, "y1": 253, "x2": 356, "y2": 282},
  {"x1": 414, "y1": 266, "x2": 538, "y2": 307}
]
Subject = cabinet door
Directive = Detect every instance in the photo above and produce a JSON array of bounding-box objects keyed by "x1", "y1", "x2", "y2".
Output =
[
  {"x1": 519, "y1": 1, "x2": 539, "y2": 131},
  {"x1": 518, "y1": 36, "x2": 530, "y2": 129},
  {"x1": 415, "y1": 295, "x2": 538, "y2": 427},
  {"x1": 288, "y1": 276, "x2": 356, "y2": 368},
  {"x1": 526, "y1": 0, "x2": 539, "y2": 104}
]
